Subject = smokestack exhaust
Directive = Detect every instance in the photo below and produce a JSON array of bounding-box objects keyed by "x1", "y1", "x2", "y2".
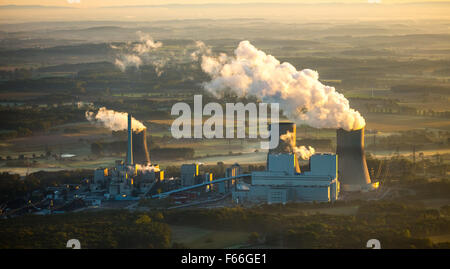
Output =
[
  {"x1": 269, "y1": 122, "x2": 296, "y2": 155},
  {"x1": 268, "y1": 122, "x2": 300, "y2": 173},
  {"x1": 126, "y1": 114, "x2": 133, "y2": 165},
  {"x1": 336, "y1": 127, "x2": 371, "y2": 191}
]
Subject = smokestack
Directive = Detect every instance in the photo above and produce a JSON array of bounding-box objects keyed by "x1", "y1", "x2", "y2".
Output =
[
  {"x1": 268, "y1": 122, "x2": 300, "y2": 173},
  {"x1": 126, "y1": 114, "x2": 133, "y2": 165},
  {"x1": 131, "y1": 129, "x2": 151, "y2": 165},
  {"x1": 336, "y1": 127, "x2": 371, "y2": 191}
]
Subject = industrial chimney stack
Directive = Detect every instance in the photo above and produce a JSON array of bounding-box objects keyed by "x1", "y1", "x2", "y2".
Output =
[
  {"x1": 126, "y1": 114, "x2": 133, "y2": 165},
  {"x1": 336, "y1": 127, "x2": 372, "y2": 191}
]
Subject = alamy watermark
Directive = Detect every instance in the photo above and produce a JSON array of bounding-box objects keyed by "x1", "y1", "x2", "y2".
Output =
[
  {"x1": 170, "y1": 95, "x2": 280, "y2": 149},
  {"x1": 66, "y1": 239, "x2": 81, "y2": 249},
  {"x1": 366, "y1": 239, "x2": 381, "y2": 249}
]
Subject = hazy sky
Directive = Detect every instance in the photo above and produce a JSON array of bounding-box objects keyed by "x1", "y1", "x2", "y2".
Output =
[
  {"x1": 2, "y1": 0, "x2": 450, "y2": 8},
  {"x1": 1, "y1": 0, "x2": 449, "y2": 23}
]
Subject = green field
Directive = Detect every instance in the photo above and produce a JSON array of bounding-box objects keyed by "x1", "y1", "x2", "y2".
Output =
[{"x1": 170, "y1": 225, "x2": 249, "y2": 248}]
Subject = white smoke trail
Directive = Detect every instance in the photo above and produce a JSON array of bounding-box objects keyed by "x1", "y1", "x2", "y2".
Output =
[
  {"x1": 190, "y1": 41, "x2": 212, "y2": 61},
  {"x1": 295, "y1": 146, "x2": 316, "y2": 160},
  {"x1": 139, "y1": 164, "x2": 160, "y2": 173},
  {"x1": 114, "y1": 54, "x2": 142, "y2": 72},
  {"x1": 85, "y1": 107, "x2": 146, "y2": 131},
  {"x1": 111, "y1": 32, "x2": 163, "y2": 73},
  {"x1": 197, "y1": 40, "x2": 366, "y2": 131},
  {"x1": 151, "y1": 58, "x2": 167, "y2": 77},
  {"x1": 280, "y1": 131, "x2": 315, "y2": 160},
  {"x1": 133, "y1": 31, "x2": 163, "y2": 55}
]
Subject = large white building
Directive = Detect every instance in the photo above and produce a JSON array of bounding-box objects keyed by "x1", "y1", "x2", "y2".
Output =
[{"x1": 232, "y1": 153, "x2": 339, "y2": 204}]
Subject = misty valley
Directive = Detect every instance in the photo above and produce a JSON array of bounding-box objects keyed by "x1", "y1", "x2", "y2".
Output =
[{"x1": 0, "y1": 2, "x2": 449, "y2": 250}]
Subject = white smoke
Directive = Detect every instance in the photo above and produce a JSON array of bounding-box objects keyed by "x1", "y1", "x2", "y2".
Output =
[
  {"x1": 151, "y1": 58, "x2": 167, "y2": 77},
  {"x1": 280, "y1": 131, "x2": 315, "y2": 160},
  {"x1": 85, "y1": 107, "x2": 146, "y2": 131},
  {"x1": 139, "y1": 164, "x2": 160, "y2": 173},
  {"x1": 133, "y1": 31, "x2": 163, "y2": 55},
  {"x1": 295, "y1": 146, "x2": 316, "y2": 160},
  {"x1": 114, "y1": 54, "x2": 142, "y2": 72},
  {"x1": 111, "y1": 32, "x2": 163, "y2": 74},
  {"x1": 190, "y1": 41, "x2": 212, "y2": 61},
  {"x1": 197, "y1": 40, "x2": 366, "y2": 131}
]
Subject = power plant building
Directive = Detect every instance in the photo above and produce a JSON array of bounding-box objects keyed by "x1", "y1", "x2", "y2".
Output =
[
  {"x1": 90, "y1": 113, "x2": 163, "y2": 200},
  {"x1": 233, "y1": 153, "x2": 339, "y2": 204},
  {"x1": 181, "y1": 164, "x2": 199, "y2": 187},
  {"x1": 233, "y1": 122, "x2": 339, "y2": 204},
  {"x1": 218, "y1": 163, "x2": 240, "y2": 194}
]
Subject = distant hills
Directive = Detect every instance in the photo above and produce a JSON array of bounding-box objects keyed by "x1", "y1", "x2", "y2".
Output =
[{"x1": 0, "y1": 5, "x2": 75, "y2": 9}]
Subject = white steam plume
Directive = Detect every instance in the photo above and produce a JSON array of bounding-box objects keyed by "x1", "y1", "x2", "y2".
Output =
[
  {"x1": 85, "y1": 107, "x2": 146, "y2": 131},
  {"x1": 111, "y1": 32, "x2": 163, "y2": 73},
  {"x1": 133, "y1": 31, "x2": 163, "y2": 55},
  {"x1": 191, "y1": 41, "x2": 212, "y2": 61},
  {"x1": 280, "y1": 131, "x2": 315, "y2": 160},
  {"x1": 198, "y1": 40, "x2": 366, "y2": 131},
  {"x1": 114, "y1": 54, "x2": 142, "y2": 72},
  {"x1": 139, "y1": 164, "x2": 160, "y2": 173},
  {"x1": 295, "y1": 146, "x2": 316, "y2": 160}
]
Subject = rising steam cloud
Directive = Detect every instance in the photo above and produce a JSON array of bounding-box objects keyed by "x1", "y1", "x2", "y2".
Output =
[
  {"x1": 115, "y1": 54, "x2": 142, "y2": 72},
  {"x1": 112, "y1": 32, "x2": 163, "y2": 74},
  {"x1": 280, "y1": 131, "x2": 315, "y2": 160},
  {"x1": 133, "y1": 31, "x2": 163, "y2": 54},
  {"x1": 197, "y1": 41, "x2": 366, "y2": 131},
  {"x1": 85, "y1": 107, "x2": 146, "y2": 131}
]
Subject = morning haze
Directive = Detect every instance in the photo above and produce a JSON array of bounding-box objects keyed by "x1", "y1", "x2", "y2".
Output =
[{"x1": 0, "y1": 0, "x2": 449, "y2": 250}]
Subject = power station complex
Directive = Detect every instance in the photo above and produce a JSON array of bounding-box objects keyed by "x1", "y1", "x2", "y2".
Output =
[
  {"x1": 232, "y1": 123, "x2": 376, "y2": 204},
  {"x1": 88, "y1": 114, "x2": 377, "y2": 204},
  {"x1": 89, "y1": 114, "x2": 163, "y2": 200}
]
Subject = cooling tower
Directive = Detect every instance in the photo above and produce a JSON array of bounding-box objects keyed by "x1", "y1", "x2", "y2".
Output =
[
  {"x1": 126, "y1": 114, "x2": 133, "y2": 165},
  {"x1": 130, "y1": 129, "x2": 151, "y2": 165},
  {"x1": 268, "y1": 122, "x2": 300, "y2": 173},
  {"x1": 336, "y1": 128, "x2": 371, "y2": 191}
]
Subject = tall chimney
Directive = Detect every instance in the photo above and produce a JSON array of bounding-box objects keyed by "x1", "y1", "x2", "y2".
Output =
[
  {"x1": 336, "y1": 127, "x2": 371, "y2": 191},
  {"x1": 126, "y1": 113, "x2": 133, "y2": 165}
]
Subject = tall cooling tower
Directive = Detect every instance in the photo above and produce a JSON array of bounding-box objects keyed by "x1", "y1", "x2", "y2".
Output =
[
  {"x1": 268, "y1": 122, "x2": 300, "y2": 173},
  {"x1": 130, "y1": 129, "x2": 151, "y2": 165},
  {"x1": 336, "y1": 128, "x2": 371, "y2": 191},
  {"x1": 269, "y1": 122, "x2": 296, "y2": 154}
]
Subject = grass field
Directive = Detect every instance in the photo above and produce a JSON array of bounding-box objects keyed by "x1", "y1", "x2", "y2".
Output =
[
  {"x1": 428, "y1": 234, "x2": 450, "y2": 244},
  {"x1": 170, "y1": 225, "x2": 249, "y2": 248},
  {"x1": 302, "y1": 205, "x2": 360, "y2": 216},
  {"x1": 364, "y1": 114, "x2": 450, "y2": 131}
]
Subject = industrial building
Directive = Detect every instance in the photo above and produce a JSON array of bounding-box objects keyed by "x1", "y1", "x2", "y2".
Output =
[
  {"x1": 86, "y1": 112, "x2": 376, "y2": 205},
  {"x1": 89, "y1": 114, "x2": 163, "y2": 200},
  {"x1": 217, "y1": 163, "x2": 240, "y2": 194},
  {"x1": 181, "y1": 164, "x2": 199, "y2": 187},
  {"x1": 233, "y1": 153, "x2": 339, "y2": 204},
  {"x1": 232, "y1": 122, "x2": 378, "y2": 204},
  {"x1": 232, "y1": 122, "x2": 339, "y2": 204}
]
